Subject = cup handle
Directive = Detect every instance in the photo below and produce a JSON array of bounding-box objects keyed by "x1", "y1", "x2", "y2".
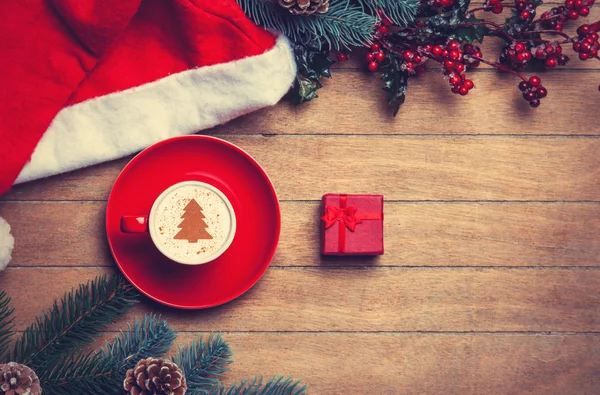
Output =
[{"x1": 121, "y1": 216, "x2": 149, "y2": 233}]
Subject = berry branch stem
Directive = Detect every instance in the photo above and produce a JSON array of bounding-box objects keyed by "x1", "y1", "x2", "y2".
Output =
[{"x1": 470, "y1": 55, "x2": 528, "y2": 80}]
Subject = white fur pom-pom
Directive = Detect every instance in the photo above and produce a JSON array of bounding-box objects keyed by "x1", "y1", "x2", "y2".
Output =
[{"x1": 0, "y1": 217, "x2": 14, "y2": 271}]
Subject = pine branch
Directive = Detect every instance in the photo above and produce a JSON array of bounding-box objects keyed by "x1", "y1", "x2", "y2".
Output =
[
  {"x1": 214, "y1": 376, "x2": 307, "y2": 395},
  {"x1": 357, "y1": 0, "x2": 420, "y2": 26},
  {"x1": 0, "y1": 291, "x2": 15, "y2": 360},
  {"x1": 39, "y1": 351, "x2": 120, "y2": 395},
  {"x1": 102, "y1": 314, "x2": 176, "y2": 375},
  {"x1": 236, "y1": 0, "x2": 376, "y2": 50},
  {"x1": 11, "y1": 274, "x2": 138, "y2": 370},
  {"x1": 173, "y1": 333, "x2": 233, "y2": 395}
]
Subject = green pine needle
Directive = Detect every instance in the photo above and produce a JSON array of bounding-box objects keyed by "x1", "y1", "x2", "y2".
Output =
[
  {"x1": 214, "y1": 376, "x2": 307, "y2": 395},
  {"x1": 11, "y1": 274, "x2": 138, "y2": 370},
  {"x1": 236, "y1": 0, "x2": 376, "y2": 50},
  {"x1": 357, "y1": 0, "x2": 420, "y2": 26},
  {"x1": 173, "y1": 333, "x2": 234, "y2": 395},
  {"x1": 0, "y1": 291, "x2": 15, "y2": 360},
  {"x1": 102, "y1": 313, "x2": 176, "y2": 374},
  {"x1": 39, "y1": 351, "x2": 120, "y2": 395}
]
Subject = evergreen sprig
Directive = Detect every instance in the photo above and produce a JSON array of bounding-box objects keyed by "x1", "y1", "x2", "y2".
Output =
[
  {"x1": 174, "y1": 333, "x2": 234, "y2": 395},
  {"x1": 11, "y1": 274, "x2": 138, "y2": 370},
  {"x1": 0, "y1": 291, "x2": 15, "y2": 360},
  {"x1": 236, "y1": 0, "x2": 376, "y2": 50},
  {"x1": 102, "y1": 314, "x2": 176, "y2": 374},
  {"x1": 214, "y1": 376, "x2": 307, "y2": 395},
  {"x1": 39, "y1": 351, "x2": 120, "y2": 395},
  {"x1": 358, "y1": 0, "x2": 420, "y2": 26}
]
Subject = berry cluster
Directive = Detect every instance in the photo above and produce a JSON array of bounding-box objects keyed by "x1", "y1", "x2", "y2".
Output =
[
  {"x1": 500, "y1": 41, "x2": 532, "y2": 69},
  {"x1": 573, "y1": 23, "x2": 600, "y2": 60},
  {"x1": 518, "y1": 76, "x2": 548, "y2": 107},
  {"x1": 398, "y1": 49, "x2": 427, "y2": 73},
  {"x1": 431, "y1": 40, "x2": 475, "y2": 95},
  {"x1": 565, "y1": 0, "x2": 592, "y2": 19},
  {"x1": 462, "y1": 44, "x2": 482, "y2": 68},
  {"x1": 515, "y1": 0, "x2": 538, "y2": 21},
  {"x1": 483, "y1": 0, "x2": 505, "y2": 13},
  {"x1": 542, "y1": 0, "x2": 594, "y2": 30},
  {"x1": 423, "y1": 0, "x2": 455, "y2": 8},
  {"x1": 366, "y1": 43, "x2": 386, "y2": 71},
  {"x1": 530, "y1": 42, "x2": 569, "y2": 68}
]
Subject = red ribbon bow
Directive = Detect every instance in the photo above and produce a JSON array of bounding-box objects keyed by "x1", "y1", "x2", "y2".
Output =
[{"x1": 321, "y1": 205, "x2": 361, "y2": 231}]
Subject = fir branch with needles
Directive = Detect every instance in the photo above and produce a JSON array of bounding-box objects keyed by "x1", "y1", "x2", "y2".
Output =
[
  {"x1": 213, "y1": 376, "x2": 307, "y2": 395},
  {"x1": 173, "y1": 333, "x2": 234, "y2": 395},
  {"x1": 39, "y1": 351, "x2": 120, "y2": 395},
  {"x1": 10, "y1": 274, "x2": 139, "y2": 371},
  {"x1": 0, "y1": 291, "x2": 15, "y2": 360},
  {"x1": 358, "y1": 0, "x2": 421, "y2": 26},
  {"x1": 236, "y1": 0, "x2": 376, "y2": 50},
  {"x1": 102, "y1": 314, "x2": 176, "y2": 375}
]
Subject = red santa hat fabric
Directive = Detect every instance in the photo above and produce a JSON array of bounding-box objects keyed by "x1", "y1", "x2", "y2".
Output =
[
  {"x1": 0, "y1": 0, "x2": 295, "y2": 192},
  {"x1": 0, "y1": 0, "x2": 296, "y2": 269}
]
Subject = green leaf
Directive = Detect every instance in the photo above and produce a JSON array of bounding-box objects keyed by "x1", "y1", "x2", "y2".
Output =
[
  {"x1": 11, "y1": 274, "x2": 139, "y2": 371},
  {"x1": 173, "y1": 333, "x2": 233, "y2": 395},
  {"x1": 102, "y1": 314, "x2": 176, "y2": 375},
  {"x1": 381, "y1": 55, "x2": 409, "y2": 117},
  {"x1": 293, "y1": 43, "x2": 335, "y2": 80},
  {"x1": 0, "y1": 291, "x2": 15, "y2": 360},
  {"x1": 40, "y1": 351, "x2": 120, "y2": 395},
  {"x1": 425, "y1": 0, "x2": 472, "y2": 31},
  {"x1": 451, "y1": 16, "x2": 490, "y2": 43},
  {"x1": 213, "y1": 376, "x2": 307, "y2": 395},
  {"x1": 290, "y1": 75, "x2": 323, "y2": 105}
]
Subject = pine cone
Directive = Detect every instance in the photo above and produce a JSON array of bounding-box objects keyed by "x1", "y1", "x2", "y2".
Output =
[
  {"x1": 278, "y1": 0, "x2": 330, "y2": 15},
  {"x1": 124, "y1": 358, "x2": 187, "y2": 395},
  {"x1": 0, "y1": 362, "x2": 42, "y2": 395}
]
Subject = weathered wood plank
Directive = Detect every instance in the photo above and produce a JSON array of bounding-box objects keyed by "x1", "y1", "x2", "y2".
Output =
[
  {"x1": 4, "y1": 136, "x2": 600, "y2": 201},
  {"x1": 2, "y1": 202, "x2": 599, "y2": 267},
  {"x1": 4, "y1": 267, "x2": 600, "y2": 332}
]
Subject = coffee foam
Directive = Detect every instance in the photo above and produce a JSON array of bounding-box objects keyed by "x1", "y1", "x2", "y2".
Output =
[{"x1": 153, "y1": 184, "x2": 233, "y2": 263}]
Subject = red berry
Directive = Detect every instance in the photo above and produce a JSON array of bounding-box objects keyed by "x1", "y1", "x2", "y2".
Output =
[
  {"x1": 375, "y1": 51, "x2": 385, "y2": 62},
  {"x1": 473, "y1": 51, "x2": 483, "y2": 58},
  {"x1": 591, "y1": 33, "x2": 599, "y2": 41},
  {"x1": 405, "y1": 50, "x2": 415, "y2": 61},
  {"x1": 405, "y1": 62, "x2": 415, "y2": 72},
  {"x1": 492, "y1": 4, "x2": 504, "y2": 13},
  {"x1": 592, "y1": 22, "x2": 600, "y2": 31},
  {"x1": 581, "y1": 42, "x2": 592, "y2": 52},
  {"x1": 524, "y1": 91, "x2": 537, "y2": 101},
  {"x1": 556, "y1": 23, "x2": 564, "y2": 31},
  {"x1": 464, "y1": 44, "x2": 475, "y2": 54},
  {"x1": 517, "y1": 52, "x2": 528, "y2": 62},
  {"x1": 523, "y1": 52, "x2": 532, "y2": 61},
  {"x1": 535, "y1": 49, "x2": 545, "y2": 58},
  {"x1": 558, "y1": 54, "x2": 570, "y2": 65},
  {"x1": 575, "y1": 0, "x2": 584, "y2": 6},
  {"x1": 452, "y1": 86, "x2": 461, "y2": 94},
  {"x1": 519, "y1": 81, "x2": 530, "y2": 91},
  {"x1": 368, "y1": 61, "x2": 379, "y2": 71},
  {"x1": 545, "y1": 45, "x2": 555, "y2": 54},
  {"x1": 579, "y1": 6, "x2": 590, "y2": 15},
  {"x1": 459, "y1": 86, "x2": 469, "y2": 95},
  {"x1": 568, "y1": 9, "x2": 579, "y2": 19},
  {"x1": 366, "y1": 52, "x2": 376, "y2": 62},
  {"x1": 432, "y1": 46, "x2": 443, "y2": 56},
  {"x1": 529, "y1": 76, "x2": 541, "y2": 86},
  {"x1": 546, "y1": 57, "x2": 558, "y2": 67},
  {"x1": 579, "y1": 52, "x2": 590, "y2": 60},
  {"x1": 449, "y1": 50, "x2": 461, "y2": 60},
  {"x1": 555, "y1": 45, "x2": 562, "y2": 54},
  {"x1": 371, "y1": 43, "x2": 381, "y2": 52},
  {"x1": 382, "y1": 17, "x2": 392, "y2": 26},
  {"x1": 530, "y1": 99, "x2": 541, "y2": 108},
  {"x1": 520, "y1": 10, "x2": 531, "y2": 20},
  {"x1": 449, "y1": 75, "x2": 462, "y2": 86},
  {"x1": 464, "y1": 79, "x2": 474, "y2": 90},
  {"x1": 413, "y1": 55, "x2": 423, "y2": 63},
  {"x1": 440, "y1": 0, "x2": 454, "y2": 6},
  {"x1": 379, "y1": 26, "x2": 389, "y2": 34},
  {"x1": 573, "y1": 42, "x2": 582, "y2": 51},
  {"x1": 536, "y1": 86, "x2": 548, "y2": 98},
  {"x1": 566, "y1": 0, "x2": 574, "y2": 8},
  {"x1": 415, "y1": 21, "x2": 426, "y2": 28},
  {"x1": 424, "y1": 44, "x2": 433, "y2": 52},
  {"x1": 444, "y1": 59, "x2": 456, "y2": 69},
  {"x1": 442, "y1": 49, "x2": 449, "y2": 58},
  {"x1": 448, "y1": 40, "x2": 460, "y2": 51},
  {"x1": 337, "y1": 53, "x2": 349, "y2": 62},
  {"x1": 469, "y1": 60, "x2": 481, "y2": 68},
  {"x1": 515, "y1": 42, "x2": 526, "y2": 53},
  {"x1": 455, "y1": 63, "x2": 465, "y2": 72}
]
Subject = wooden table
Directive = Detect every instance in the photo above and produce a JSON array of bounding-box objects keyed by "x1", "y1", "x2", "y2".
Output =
[{"x1": 2, "y1": 12, "x2": 600, "y2": 393}]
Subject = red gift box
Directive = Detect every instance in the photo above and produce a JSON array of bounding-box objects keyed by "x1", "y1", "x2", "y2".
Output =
[{"x1": 321, "y1": 194, "x2": 384, "y2": 255}]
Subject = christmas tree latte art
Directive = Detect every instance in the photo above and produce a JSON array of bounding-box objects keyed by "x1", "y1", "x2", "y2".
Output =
[{"x1": 151, "y1": 182, "x2": 236, "y2": 265}]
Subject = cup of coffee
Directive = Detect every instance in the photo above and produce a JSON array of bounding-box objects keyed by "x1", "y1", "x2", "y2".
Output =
[{"x1": 121, "y1": 181, "x2": 236, "y2": 265}]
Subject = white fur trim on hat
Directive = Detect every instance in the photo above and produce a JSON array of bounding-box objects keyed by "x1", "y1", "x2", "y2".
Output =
[{"x1": 0, "y1": 217, "x2": 14, "y2": 271}]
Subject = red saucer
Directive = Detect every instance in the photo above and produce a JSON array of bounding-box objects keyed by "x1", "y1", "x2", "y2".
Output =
[{"x1": 106, "y1": 136, "x2": 280, "y2": 309}]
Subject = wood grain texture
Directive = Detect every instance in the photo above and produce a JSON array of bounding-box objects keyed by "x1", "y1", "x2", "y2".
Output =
[
  {"x1": 4, "y1": 136, "x2": 600, "y2": 201},
  {"x1": 2, "y1": 201, "x2": 599, "y2": 268},
  {"x1": 3, "y1": 267, "x2": 600, "y2": 332},
  {"x1": 168, "y1": 333, "x2": 600, "y2": 395}
]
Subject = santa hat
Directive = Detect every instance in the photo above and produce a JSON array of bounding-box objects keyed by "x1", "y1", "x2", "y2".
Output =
[{"x1": 0, "y1": 0, "x2": 296, "y2": 268}]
